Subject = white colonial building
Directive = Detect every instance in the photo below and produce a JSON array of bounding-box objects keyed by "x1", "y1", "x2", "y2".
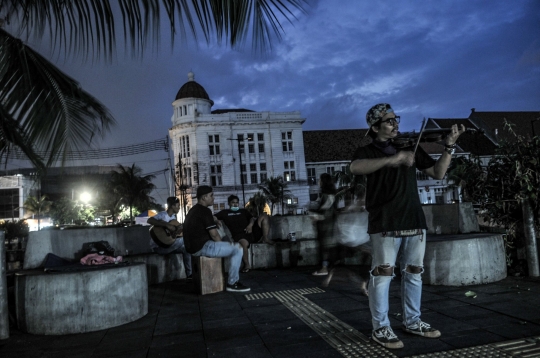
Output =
[{"x1": 169, "y1": 72, "x2": 310, "y2": 218}]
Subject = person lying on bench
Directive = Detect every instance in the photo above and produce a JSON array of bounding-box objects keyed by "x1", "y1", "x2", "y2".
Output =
[
  {"x1": 148, "y1": 196, "x2": 192, "y2": 280},
  {"x1": 183, "y1": 185, "x2": 250, "y2": 292}
]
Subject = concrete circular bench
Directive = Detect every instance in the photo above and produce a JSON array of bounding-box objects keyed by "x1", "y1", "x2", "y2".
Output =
[
  {"x1": 15, "y1": 262, "x2": 148, "y2": 335},
  {"x1": 423, "y1": 233, "x2": 507, "y2": 286}
]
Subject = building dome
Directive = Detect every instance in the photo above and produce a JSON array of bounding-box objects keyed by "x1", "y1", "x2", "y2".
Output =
[{"x1": 175, "y1": 71, "x2": 213, "y2": 105}]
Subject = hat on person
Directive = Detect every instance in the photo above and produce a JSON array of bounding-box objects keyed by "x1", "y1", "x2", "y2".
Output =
[
  {"x1": 196, "y1": 185, "x2": 213, "y2": 199},
  {"x1": 366, "y1": 103, "x2": 394, "y2": 127}
]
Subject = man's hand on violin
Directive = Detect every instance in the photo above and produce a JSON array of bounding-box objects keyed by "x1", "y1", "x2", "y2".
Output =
[
  {"x1": 389, "y1": 151, "x2": 415, "y2": 167},
  {"x1": 445, "y1": 124, "x2": 466, "y2": 146}
]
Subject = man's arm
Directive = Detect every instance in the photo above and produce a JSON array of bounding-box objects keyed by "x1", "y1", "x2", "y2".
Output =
[
  {"x1": 350, "y1": 151, "x2": 415, "y2": 175},
  {"x1": 422, "y1": 124, "x2": 466, "y2": 180},
  {"x1": 245, "y1": 217, "x2": 256, "y2": 234},
  {"x1": 208, "y1": 228, "x2": 222, "y2": 242},
  {"x1": 147, "y1": 217, "x2": 176, "y2": 232}
]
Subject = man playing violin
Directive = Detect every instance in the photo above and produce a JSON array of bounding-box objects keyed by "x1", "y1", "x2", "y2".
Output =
[
  {"x1": 147, "y1": 196, "x2": 192, "y2": 280},
  {"x1": 350, "y1": 103, "x2": 465, "y2": 349}
]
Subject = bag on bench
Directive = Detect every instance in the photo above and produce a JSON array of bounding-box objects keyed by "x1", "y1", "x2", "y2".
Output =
[{"x1": 82, "y1": 241, "x2": 116, "y2": 257}]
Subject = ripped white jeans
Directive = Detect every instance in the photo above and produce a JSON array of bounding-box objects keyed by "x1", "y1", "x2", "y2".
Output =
[{"x1": 368, "y1": 230, "x2": 426, "y2": 330}]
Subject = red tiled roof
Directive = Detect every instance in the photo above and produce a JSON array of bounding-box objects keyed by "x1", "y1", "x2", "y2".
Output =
[{"x1": 468, "y1": 110, "x2": 540, "y2": 143}]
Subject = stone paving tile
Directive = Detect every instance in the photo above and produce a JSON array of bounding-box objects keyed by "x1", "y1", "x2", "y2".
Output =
[
  {"x1": 393, "y1": 335, "x2": 456, "y2": 358},
  {"x1": 439, "y1": 329, "x2": 505, "y2": 349},
  {"x1": 148, "y1": 344, "x2": 207, "y2": 358},
  {"x1": 430, "y1": 304, "x2": 495, "y2": 320},
  {"x1": 154, "y1": 313, "x2": 202, "y2": 335},
  {"x1": 243, "y1": 304, "x2": 299, "y2": 324},
  {"x1": 94, "y1": 333, "x2": 153, "y2": 355},
  {"x1": 483, "y1": 322, "x2": 540, "y2": 339},
  {"x1": 206, "y1": 343, "x2": 273, "y2": 358},
  {"x1": 150, "y1": 331, "x2": 205, "y2": 347},
  {"x1": 482, "y1": 301, "x2": 540, "y2": 321},
  {"x1": 201, "y1": 316, "x2": 252, "y2": 330},
  {"x1": 200, "y1": 306, "x2": 245, "y2": 322},
  {"x1": 253, "y1": 317, "x2": 308, "y2": 333},
  {"x1": 259, "y1": 325, "x2": 326, "y2": 348},
  {"x1": 268, "y1": 338, "x2": 343, "y2": 358},
  {"x1": 108, "y1": 312, "x2": 158, "y2": 332},
  {"x1": 312, "y1": 296, "x2": 368, "y2": 313}
]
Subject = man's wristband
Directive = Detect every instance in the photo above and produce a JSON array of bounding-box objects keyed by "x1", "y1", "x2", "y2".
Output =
[
  {"x1": 444, "y1": 143, "x2": 456, "y2": 149},
  {"x1": 445, "y1": 147, "x2": 456, "y2": 155}
]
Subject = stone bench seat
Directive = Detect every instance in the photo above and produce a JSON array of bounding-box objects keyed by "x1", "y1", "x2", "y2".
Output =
[
  {"x1": 424, "y1": 233, "x2": 507, "y2": 286},
  {"x1": 15, "y1": 262, "x2": 148, "y2": 335}
]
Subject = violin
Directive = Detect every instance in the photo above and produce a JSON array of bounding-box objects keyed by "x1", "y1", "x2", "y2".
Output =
[{"x1": 392, "y1": 127, "x2": 480, "y2": 149}]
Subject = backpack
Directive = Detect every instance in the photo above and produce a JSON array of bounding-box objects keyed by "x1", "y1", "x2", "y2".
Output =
[{"x1": 83, "y1": 241, "x2": 115, "y2": 257}]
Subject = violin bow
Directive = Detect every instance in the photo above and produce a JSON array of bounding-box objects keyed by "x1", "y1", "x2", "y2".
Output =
[{"x1": 413, "y1": 118, "x2": 427, "y2": 155}]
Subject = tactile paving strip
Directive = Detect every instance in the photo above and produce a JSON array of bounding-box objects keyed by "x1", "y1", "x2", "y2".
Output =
[
  {"x1": 245, "y1": 288, "x2": 396, "y2": 357},
  {"x1": 245, "y1": 288, "x2": 540, "y2": 357}
]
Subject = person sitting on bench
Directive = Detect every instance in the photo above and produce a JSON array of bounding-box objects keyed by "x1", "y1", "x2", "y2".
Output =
[
  {"x1": 214, "y1": 195, "x2": 273, "y2": 273},
  {"x1": 147, "y1": 196, "x2": 192, "y2": 280},
  {"x1": 183, "y1": 186, "x2": 250, "y2": 293}
]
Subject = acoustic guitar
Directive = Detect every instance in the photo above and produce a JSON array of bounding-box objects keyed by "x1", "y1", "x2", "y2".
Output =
[{"x1": 149, "y1": 219, "x2": 183, "y2": 248}]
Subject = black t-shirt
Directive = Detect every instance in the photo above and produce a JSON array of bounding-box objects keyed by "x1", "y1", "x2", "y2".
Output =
[
  {"x1": 352, "y1": 143, "x2": 436, "y2": 234},
  {"x1": 215, "y1": 209, "x2": 253, "y2": 240},
  {"x1": 183, "y1": 204, "x2": 217, "y2": 254}
]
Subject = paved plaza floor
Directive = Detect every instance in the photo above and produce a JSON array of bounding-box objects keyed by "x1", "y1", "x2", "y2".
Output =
[{"x1": 2, "y1": 265, "x2": 540, "y2": 357}]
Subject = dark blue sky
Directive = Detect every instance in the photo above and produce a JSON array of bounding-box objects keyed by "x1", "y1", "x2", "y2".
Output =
[{"x1": 7, "y1": 1, "x2": 540, "y2": 204}]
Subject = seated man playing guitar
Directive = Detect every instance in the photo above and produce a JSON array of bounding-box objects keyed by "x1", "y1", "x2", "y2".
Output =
[{"x1": 147, "y1": 196, "x2": 192, "y2": 280}]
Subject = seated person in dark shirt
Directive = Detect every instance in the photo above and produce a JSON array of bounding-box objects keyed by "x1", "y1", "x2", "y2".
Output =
[
  {"x1": 183, "y1": 186, "x2": 250, "y2": 292},
  {"x1": 147, "y1": 196, "x2": 192, "y2": 280},
  {"x1": 214, "y1": 195, "x2": 273, "y2": 273}
]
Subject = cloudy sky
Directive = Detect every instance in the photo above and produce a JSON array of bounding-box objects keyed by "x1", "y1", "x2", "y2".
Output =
[{"x1": 7, "y1": 0, "x2": 540, "y2": 204}]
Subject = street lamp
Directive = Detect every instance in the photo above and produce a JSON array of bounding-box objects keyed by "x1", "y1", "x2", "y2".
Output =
[{"x1": 80, "y1": 192, "x2": 91, "y2": 204}]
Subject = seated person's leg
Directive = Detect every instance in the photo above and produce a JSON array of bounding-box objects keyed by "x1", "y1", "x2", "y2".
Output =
[
  {"x1": 256, "y1": 213, "x2": 274, "y2": 244},
  {"x1": 193, "y1": 241, "x2": 243, "y2": 285},
  {"x1": 238, "y1": 238, "x2": 251, "y2": 271}
]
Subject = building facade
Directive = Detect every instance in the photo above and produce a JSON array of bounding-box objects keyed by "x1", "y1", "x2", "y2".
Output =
[{"x1": 169, "y1": 72, "x2": 310, "y2": 219}]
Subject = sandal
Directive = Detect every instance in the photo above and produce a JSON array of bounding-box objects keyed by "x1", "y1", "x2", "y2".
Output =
[{"x1": 241, "y1": 268, "x2": 251, "y2": 273}]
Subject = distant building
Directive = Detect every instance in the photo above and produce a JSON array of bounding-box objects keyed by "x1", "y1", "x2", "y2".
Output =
[
  {"x1": 0, "y1": 174, "x2": 37, "y2": 221},
  {"x1": 169, "y1": 72, "x2": 309, "y2": 219}
]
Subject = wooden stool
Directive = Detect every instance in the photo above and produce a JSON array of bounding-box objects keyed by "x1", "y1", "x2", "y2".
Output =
[{"x1": 192, "y1": 256, "x2": 224, "y2": 295}]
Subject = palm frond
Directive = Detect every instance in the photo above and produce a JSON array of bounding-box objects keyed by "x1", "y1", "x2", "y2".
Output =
[
  {"x1": 2, "y1": 0, "x2": 308, "y2": 58},
  {"x1": 0, "y1": 28, "x2": 115, "y2": 167}
]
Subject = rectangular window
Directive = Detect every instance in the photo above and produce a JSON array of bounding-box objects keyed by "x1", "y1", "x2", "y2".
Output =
[
  {"x1": 186, "y1": 136, "x2": 190, "y2": 157},
  {"x1": 307, "y1": 168, "x2": 316, "y2": 185},
  {"x1": 213, "y1": 204, "x2": 219, "y2": 211},
  {"x1": 247, "y1": 133, "x2": 254, "y2": 141},
  {"x1": 237, "y1": 134, "x2": 244, "y2": 141},
  {"x1": 209, "y1": 135, "x2": 220, "y2": 155},
  {"x1": 210, "y1": 165, "x2": 222, "y2": 186},
  {"x1": 260, "y1": 163, "x2": 267, "y2": 171},
  {"x1": 248, "y1": 144, "x2": 255, "y2": 153},
  {"x1": 326, "y1": 166, "x2": 335, "y2": 174},
  {"x1": 260, "y1": 173, "x2": 267, "y2": 182},
  {"x1": 242, "y1": 173, "x2": 248, "y2": 184},
  {"x1": 239, "y1": 144, "x2": 245, "y2": 154},
  {"x1": 258, "y1": 143, "x2": 265, "y2": 153},
  {"x1": 286, "y1": 197, "x2": 299, "y2": 205},
  {"x1": 284, "y1": 161, "x2": 296, "y2": 181},
  {"x1": 257, "y1": 133, "x2": 264, "y2": 141},
  {"x1": 251, "y1": 173, "x2": 258, "y2": 184},
  {"x1": 250, "y1": 164, "x2": 257, "y2": 172},
  {"x1": 240, "y1": 164, "x2": 246, "y2": 172},
  {"x1": 220, "y1": 203, "x2": 225, "y2": 210},
  {"x1": 282, "y1": 131, "x2": 293, "y2": 152}
]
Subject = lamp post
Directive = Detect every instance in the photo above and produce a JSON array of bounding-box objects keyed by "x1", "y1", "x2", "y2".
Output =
[{"x1": 228, "y1": 136, "x2": 246, "y2": 206}]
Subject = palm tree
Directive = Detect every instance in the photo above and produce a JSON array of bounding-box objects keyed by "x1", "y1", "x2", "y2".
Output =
[
  {"x1": 334, "y1": 166, "x2": 366, "y2": 208},
  {"x1": 258, "y1": 176, "x2": 290, "y2": 215},
  {"x1": 246, "y1": 191, "x2": 269, "y2": 217},
  {"x1": 110, "y1": 163, "x2": 156, "y2": 223},
  {"x1": 23, "y1": 195, "x2": 52, "y2": 230},
  {"x1": 0, "y1": 1, "x2": 307, "y2": 168}
]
